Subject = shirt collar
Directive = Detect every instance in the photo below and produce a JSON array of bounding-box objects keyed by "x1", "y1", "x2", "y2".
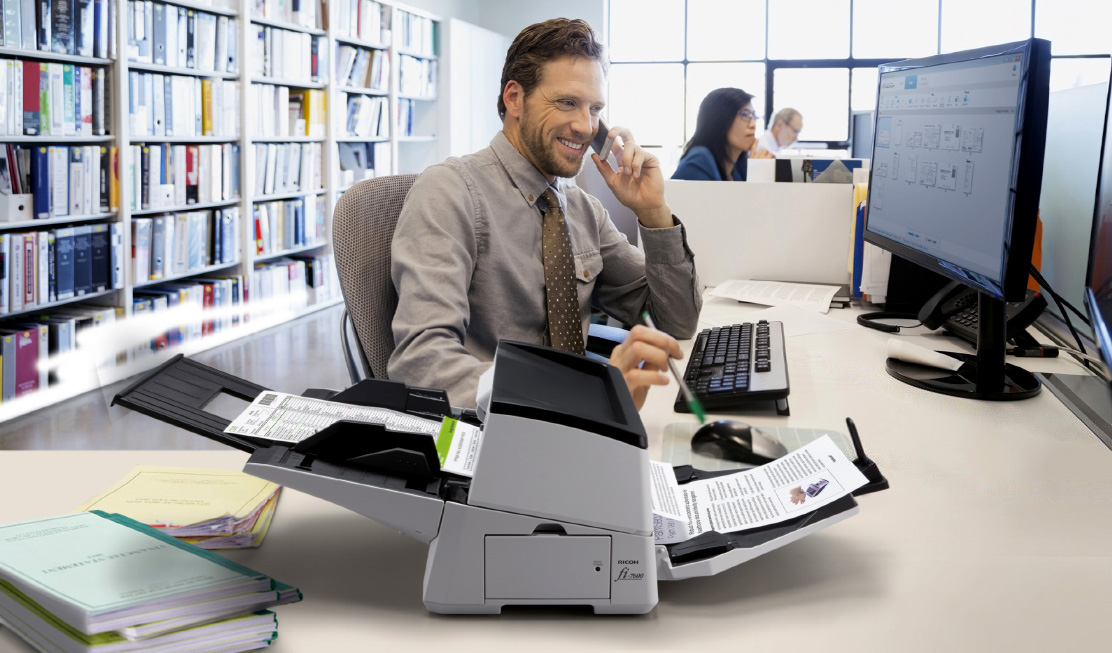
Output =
[{"x1": 490, "y1": 131, "x2": 567, "y2": 211}]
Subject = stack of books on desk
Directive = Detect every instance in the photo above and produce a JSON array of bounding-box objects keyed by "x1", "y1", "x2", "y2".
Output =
[
  {"x1": 0, "y1": 511, "x2": 302, "y2": 652},
  {"x1": 75, "y1": 467, "x2": 282, "y2": 550}
]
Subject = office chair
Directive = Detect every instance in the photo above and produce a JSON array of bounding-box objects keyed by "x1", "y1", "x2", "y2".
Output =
[{"x1": 331, "y1": 175, "x2": 629, "y2": 385}]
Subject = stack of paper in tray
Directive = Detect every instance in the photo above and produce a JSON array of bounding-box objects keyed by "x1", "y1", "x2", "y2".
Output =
[
  {"x1": 75, "y1": 467, "x2": 281, "y2": 550},
  {"x1": 0, "y1": 511, "x2": 302, "y2": 652}
]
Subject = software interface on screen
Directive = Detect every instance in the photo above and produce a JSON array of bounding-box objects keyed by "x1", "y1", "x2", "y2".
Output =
[{"x1": 867, "y1": 53, "x2": 1025, "y2": 285}]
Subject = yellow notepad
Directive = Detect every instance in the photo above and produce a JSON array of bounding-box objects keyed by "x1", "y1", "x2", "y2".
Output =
[{"x1": 75, "y1": 467, "x2": 280, "y2": 534}]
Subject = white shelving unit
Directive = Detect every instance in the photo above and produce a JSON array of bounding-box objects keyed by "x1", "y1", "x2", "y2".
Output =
[{"x1": 0, "y1": 0, "x2": 442, "y2": 422}]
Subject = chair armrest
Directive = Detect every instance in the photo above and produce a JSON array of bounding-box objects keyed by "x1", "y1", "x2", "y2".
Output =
[{"x1": 586, "y1": 323, "x2": 629, "y2": 359}]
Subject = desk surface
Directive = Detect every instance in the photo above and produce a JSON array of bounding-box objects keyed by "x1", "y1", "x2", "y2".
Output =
[{"x1": 1, "y1": 299, "x2": 1110, "y2": 652}]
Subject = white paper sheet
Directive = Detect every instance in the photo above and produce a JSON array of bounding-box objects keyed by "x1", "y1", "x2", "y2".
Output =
[
  {"x1": 650, "y1": 436, "x2": 868, "y2": 544},
  {"x1": 225, "y1": 391, "x2": 442, "y2": 443},
  {"x1": 710, "y1": 280, "x2": 841, "y2": 314}
]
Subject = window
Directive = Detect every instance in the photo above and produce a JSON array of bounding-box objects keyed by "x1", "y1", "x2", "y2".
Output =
[
  {"x1": 767, "y1": 0, "x2": 850, "y2": 60},
  {"x1": 607, "y1": 64, "x2": 686, "y2": 147},
  {"x1": 940, "y1": 0, "x2": 1030, "y2": 53},
  {"x1": 608, "y1": 1, "x2": 1111, "y2": 153},
  {"x1": 852, "y1": 0, "x2": 937, "y2": 59},
  {"x1": 687, "y1": 0, "x2": 765, "y2": 61}
]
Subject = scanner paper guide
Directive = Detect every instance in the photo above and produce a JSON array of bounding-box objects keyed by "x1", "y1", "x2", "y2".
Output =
[
  {"x1": 650, "y1": 436, "x2": 868, "y2": 545},
  {"x1": 225, "y1": 392, "x2": 482, "y2": 477},
  {"x1": 710, "y1": 280, "x2": 841, "y2": 314}
]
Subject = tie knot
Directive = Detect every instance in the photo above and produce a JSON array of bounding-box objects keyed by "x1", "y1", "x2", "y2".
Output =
[{"x1": 541, "y1": 188, "x2": 559, "y2": 211}]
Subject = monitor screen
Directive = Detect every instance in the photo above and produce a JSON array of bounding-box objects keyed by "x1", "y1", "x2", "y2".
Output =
[
  {"x1": 864, "y1": 40, "x2": 1049, "y2": 301},
  {"x1": 851, "y1": 111, "x2": 874, "y2": 159},
  {"x1": 1085, "y1": 77, "x2": 1112, "y2": 366}
]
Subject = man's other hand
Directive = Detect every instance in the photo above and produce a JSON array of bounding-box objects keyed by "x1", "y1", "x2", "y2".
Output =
[{"x1": 608, "y1": 324, "x2": 683, "y2": 410}]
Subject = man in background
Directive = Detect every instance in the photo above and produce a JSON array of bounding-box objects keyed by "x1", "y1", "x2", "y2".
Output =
[{"x1": 757, "y1": 108, "x2": 804, "y2": 156}]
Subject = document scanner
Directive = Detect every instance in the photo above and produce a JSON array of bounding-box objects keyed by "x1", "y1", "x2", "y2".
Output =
[{"x1": 114, "y1": 341, "x2": 887, "y2": 615}]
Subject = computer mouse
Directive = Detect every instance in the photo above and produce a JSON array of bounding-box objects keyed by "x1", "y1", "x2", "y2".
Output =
[{"x1": 690, "y1": 420, "x2": 788, "y2": 465}]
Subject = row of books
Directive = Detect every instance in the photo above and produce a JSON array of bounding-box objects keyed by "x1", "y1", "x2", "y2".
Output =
[
  {"x1": 127, "y1": 143, "x2": 241, "y2": 211},
  {"x1": 344, "y1": 94, "x2": 388, "y2": 139},
  {"x1": 132, "y1": 207, "x2": 240, "y2": 283},
  {"x1": 134, "y1": 276, "x2": 244, "y2": 353},
  {"x1": 0, "y1": 511, "x2": 297, "y2": 651},
  {"x1": 334, "y1": 0, "x2": 391, "y2": 46},
  {"x1": 335, "y1": 43, "x2": 389, "y2": 91},
  {"x1": 0, "y1": 304, "x2": 120, "y2": 398},
  {"x1": 126, "y1": 0, "x2": 237, "y2": 74},
  {"x1": 251, "y1": 142, "x2": 323, "y2": 197},
  {"x1": 398, "y1": 9, "x2": 435, "y2": 57},
  {"x1": 398, "y1": 98, "x2": 417, "y2": 137},
  {"x1": 0, "y1": 223, "x2": 124, "y2": 315},
  {"x1": 337, "y1": 140, "x2": 390, "y2": 186},
  {"x1": 1, "y1": 61, "x2": 108, "y2": 137},
  {"x1": 1, "y1": 144, "x2": 116, "y2": 219},
  {"x1": 253, "y1": 253, "x2": 339, "y2": 312},
  {"x1": 128, "y1": 72, "x2": 240, "y2": 138},
  {"x1": 251, "y1": 0, "x2": 322, "y2": 30},
  {"x1": 398, "y1": 53, "x2": 436, "y2": 98},
  {"x1": 252, "y1": 196, "x2": 326, "y2": 256},
  {"x1": 249, "y1": 24, "x2": 327, "y2": 84},
  {"x1": 0, "y1": 0, "x2": 115, "y2": 59},
  {"x1": 249, "y1": 84, "x2": 325, "y2": 138}
]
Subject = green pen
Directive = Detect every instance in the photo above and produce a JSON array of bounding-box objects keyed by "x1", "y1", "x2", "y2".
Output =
[{"x1": 641, "y1": 311, "x2": 705, "y2": 424}]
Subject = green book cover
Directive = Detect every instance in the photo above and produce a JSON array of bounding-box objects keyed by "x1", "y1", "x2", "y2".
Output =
[
  {"x1": 0, "y1": 512, "x2": 287, "y2": 635},
  {"x1": 38, "y1": 63, "x2": 49, "y2": 135},
  {"x1": 62, "y1": 65, "x2": 75, "y2": 136}
]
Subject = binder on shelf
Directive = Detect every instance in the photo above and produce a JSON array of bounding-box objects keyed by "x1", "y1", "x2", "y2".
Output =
[
  {"x1": 54, "y1": 226, "x2": 75, "y2": 301},
  {"x1": 72, "y1": 224, "x2": 91, "y2": 296},
  {"x1": 90, "y1": 223, "x2": 109, "y2": 292}
]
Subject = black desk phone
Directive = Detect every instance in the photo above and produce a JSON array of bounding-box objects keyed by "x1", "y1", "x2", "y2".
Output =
[{"x1": 919, "y1": 281, "x2": 1048, "y2": 346}]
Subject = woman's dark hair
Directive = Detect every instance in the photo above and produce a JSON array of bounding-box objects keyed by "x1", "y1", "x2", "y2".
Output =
[{"x1": 681, "y1": 87, "x2": 755, "y2": 180}]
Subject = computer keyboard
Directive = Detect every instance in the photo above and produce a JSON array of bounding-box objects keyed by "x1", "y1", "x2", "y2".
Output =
[{"x1": 675, "y1": 320, "x2": 790, "y2": 414}]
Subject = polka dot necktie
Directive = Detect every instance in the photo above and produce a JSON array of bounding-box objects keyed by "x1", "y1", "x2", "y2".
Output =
[{"x1": 540, "y1": 188, "x2": 585, "y2": 355}]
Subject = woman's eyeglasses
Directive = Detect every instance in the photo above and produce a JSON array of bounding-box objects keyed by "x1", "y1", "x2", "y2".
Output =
[{"x1": 738, "y1": 109, "x2": 758, "y2": 122}]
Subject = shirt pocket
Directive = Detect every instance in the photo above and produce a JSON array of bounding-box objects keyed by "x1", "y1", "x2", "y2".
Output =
[{"x1": 574, "y1": 251, "x2": 603, "y2": 305}]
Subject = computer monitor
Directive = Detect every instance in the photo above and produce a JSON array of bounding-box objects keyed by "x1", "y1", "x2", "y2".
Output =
[
  {"x1": 851, "y1": 111, "x2": 874, "y2": 159},
  {"x1": 1085, "y1": 75, "x2": 1112, "y2": 369},
  {"x1": 863, "y1": 39, "x2": 1051, "y2": 400}
]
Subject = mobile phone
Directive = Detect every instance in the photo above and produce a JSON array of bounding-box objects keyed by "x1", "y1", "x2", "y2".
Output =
[{"x1": 591, "y1": 119, "x2": 617, "y2": 159}]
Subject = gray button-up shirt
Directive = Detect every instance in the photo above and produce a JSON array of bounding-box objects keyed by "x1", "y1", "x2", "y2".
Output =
[{"x1": 389, "y1": 132, "x2": 702, "y2": 406}]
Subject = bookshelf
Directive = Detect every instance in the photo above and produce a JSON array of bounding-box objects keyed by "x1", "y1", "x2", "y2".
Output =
[{"x1": 0, "y1": 0, "x2": 443, "y2": 422}]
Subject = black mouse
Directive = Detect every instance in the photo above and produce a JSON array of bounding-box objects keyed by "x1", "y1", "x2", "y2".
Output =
[{"x1": 691, "y1": 420, "x2": 788, "y2": 465}]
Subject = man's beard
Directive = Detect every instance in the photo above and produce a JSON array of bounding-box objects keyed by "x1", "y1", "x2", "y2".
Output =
[{"x1": 521, "y1": 108, "x2": 587, "y2": 179}]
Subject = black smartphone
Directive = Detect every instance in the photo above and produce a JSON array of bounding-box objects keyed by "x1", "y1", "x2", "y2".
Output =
[{"x1": 590, "y1": 119, "x2": 617, "y2": 159}]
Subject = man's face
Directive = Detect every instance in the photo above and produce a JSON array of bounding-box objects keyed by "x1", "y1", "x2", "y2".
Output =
[
  {"x1": 515, "y1": 56, "x2": 606, "y2": 179},
  {"x1": 774, "y1": 114, "x2": 804, "y2": 148}
]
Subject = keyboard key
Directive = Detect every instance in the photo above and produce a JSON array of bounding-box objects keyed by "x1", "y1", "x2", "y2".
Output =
[{"x1": 755, "y1": 361, "x2": 771, "y2": 372}]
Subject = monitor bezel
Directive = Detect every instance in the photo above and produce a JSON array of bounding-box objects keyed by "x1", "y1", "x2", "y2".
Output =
[
  {"x1": 1084, "y1": 70, "x2": 1112, "y2": 366},
  {"x1": 863, "y1": 38, "x2": 1051, "y2": 303}
]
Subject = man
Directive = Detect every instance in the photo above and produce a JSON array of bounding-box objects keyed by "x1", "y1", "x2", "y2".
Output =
[
  {"x1": 389, "y1": 18, "x2": 703, "y2": 408},
  {"x1": 757, "y1": 108, "x2": 804, "y2": 156}
]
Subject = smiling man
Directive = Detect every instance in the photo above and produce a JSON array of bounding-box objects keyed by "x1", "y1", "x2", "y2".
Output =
[{"x1": 388, "y1": 18, "x2": 702, "y2": 408}]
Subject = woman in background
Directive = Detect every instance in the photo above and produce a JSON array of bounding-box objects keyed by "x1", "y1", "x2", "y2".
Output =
[{"x1": 672, "y1": 87, "x2": 773, "y2": 181}]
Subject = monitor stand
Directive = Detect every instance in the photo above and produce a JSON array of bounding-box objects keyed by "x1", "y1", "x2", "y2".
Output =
[{"x1": 885, "y1": 292, "x2": 1041, "y2": 400}]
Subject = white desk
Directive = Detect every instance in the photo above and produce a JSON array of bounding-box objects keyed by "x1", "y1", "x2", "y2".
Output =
[{"x1": 1, "y1": 299, "x2": 1110, "y2": 652}]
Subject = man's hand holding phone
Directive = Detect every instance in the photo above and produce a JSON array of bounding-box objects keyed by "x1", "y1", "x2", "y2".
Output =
[{"x1": 591, "y1": 120, "x2": 673, "y2": 229}]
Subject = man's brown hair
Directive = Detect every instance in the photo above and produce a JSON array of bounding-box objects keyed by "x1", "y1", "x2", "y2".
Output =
[{"x1": 498, "y1": 18, "x2": 609, "y2": 120}]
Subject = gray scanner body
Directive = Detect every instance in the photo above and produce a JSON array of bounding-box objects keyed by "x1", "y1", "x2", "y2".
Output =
[
  {"x1": 113, "y1": 343, "x2": 863, "y2": 615},
  {"x1": 240, "y1": 342, "x2": 860, "y2": 614}
]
